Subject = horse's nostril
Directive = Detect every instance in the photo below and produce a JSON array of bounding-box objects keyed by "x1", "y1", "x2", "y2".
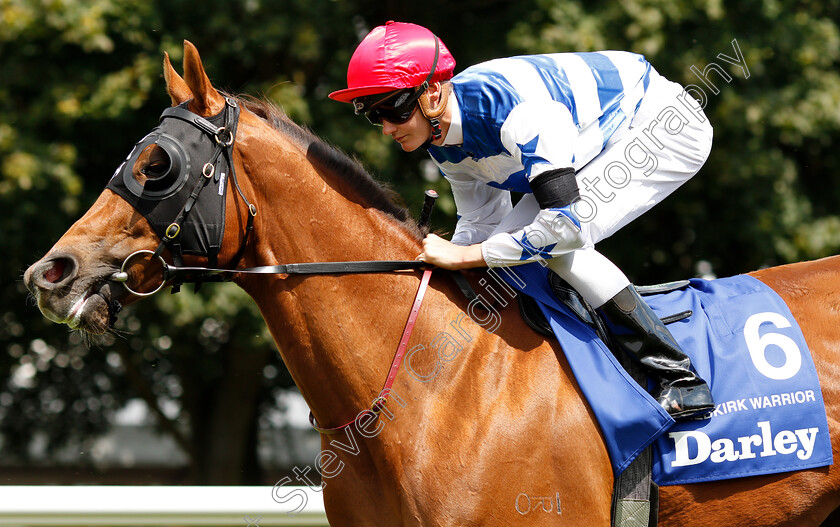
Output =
[
  {"x1": 44, "y1": 259, "x2": 67, "y2": 284},
  {"x1": 34, "y1": 255, "x2": 77, "y2": 289}
]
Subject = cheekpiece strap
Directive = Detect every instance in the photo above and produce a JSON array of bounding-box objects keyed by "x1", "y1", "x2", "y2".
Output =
[{"x1": 150, "y1": 98, "x2": 241, "y2": 281}]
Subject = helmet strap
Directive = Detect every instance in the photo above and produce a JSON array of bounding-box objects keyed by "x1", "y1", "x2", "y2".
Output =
[{"x1": 419, "y1": 82, "x2": 452, "y2": 146}]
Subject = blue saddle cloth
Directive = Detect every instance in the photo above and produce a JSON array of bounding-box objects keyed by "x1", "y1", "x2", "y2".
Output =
[{"x1": 500, "y1": 263, "x2": 832, "y2": 484}]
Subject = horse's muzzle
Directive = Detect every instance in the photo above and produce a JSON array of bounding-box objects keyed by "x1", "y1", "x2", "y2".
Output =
[
  {"x1": 24, "y1": 252, "x2": 79, "y2": 294},
  {"x1": 24, "y1": 252, "x2": 123, "y2": 333}
]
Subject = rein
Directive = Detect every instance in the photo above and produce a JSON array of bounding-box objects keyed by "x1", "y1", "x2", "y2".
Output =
[
  {"x1": 309, "y1": 268, "x2": 433, "y2": 434},
  {"x1": 111, "y1": 250, "x2": 434, "y2": 434},
  {"x1": 110, "y1": 251, "x2": 434, "y2": 434},
  {"x1": 111, "y1": 249, "x2": 426, "y2": 296}
]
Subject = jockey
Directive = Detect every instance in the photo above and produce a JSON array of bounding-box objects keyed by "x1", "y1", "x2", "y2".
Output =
[{"x1": 329, "y1": 21, "x2": 714, "y2": 420}]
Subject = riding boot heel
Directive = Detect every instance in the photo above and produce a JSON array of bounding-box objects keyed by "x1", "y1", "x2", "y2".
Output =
[{"x1": 597, "y1": 285, "x2": 715, "y2": 420}]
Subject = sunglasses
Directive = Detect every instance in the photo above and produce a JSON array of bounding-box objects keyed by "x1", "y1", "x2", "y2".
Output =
[{"x1": 355, "y1": 89, "x2": 423, "y2": 126}]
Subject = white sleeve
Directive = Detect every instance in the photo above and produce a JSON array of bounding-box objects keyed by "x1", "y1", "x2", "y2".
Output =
[
  {"x1": 481, "y1": 207, "x2": 586, "y2": 267},
  {"x1": 480, "y1": 101, "x2": 586, "y2": 266},
  {"x1": 444, "y1": 172, "x2": 512, "y2": 246},
  {"x1": 498, "y1": 100, "x2": 578, "y2": 179}
]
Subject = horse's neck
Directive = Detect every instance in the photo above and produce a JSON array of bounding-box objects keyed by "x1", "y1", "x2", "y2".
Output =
[{"x1": 236, "y1": 132, "x2": 428, "y2": 425}]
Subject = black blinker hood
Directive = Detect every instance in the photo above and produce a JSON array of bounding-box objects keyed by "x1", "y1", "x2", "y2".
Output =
[{"x1": 106, "y1": 101, "x2": 238, "y2": 263}]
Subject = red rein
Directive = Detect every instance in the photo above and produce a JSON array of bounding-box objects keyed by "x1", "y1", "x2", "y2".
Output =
[{"x1": 309, "y1": 268, "x2": 433, "y2": 434}]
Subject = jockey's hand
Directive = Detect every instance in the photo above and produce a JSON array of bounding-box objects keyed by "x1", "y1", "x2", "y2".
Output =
[{"x1": 416, "y1": 233, "x2": 486, "y2": 270}]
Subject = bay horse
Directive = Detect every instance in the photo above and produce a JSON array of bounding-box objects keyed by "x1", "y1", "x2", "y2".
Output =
[{"x1": 23, "y1": 41, "x2": 840, "y2": 526}]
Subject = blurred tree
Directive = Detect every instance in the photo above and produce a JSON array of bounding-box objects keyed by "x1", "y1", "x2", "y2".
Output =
[{"x1": 507, "y1": 0, "x2": 840, "y2": 281}]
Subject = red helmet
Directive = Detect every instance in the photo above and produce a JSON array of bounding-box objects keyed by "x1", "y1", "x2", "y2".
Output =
[{"x1": 329, "y1": 21, "x2": 456, "y2": 103}]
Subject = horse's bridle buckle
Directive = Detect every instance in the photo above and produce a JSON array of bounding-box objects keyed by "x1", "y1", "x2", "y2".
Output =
[
  {"x1": 370, "y1": 396, "x2": 388, "y2": 415},
  {"x1": 215, "y1": 127, "x2": 234, "y2": 147},
  {"x1": 165, "y1": 222, "x2": 181, "y2": 239}
]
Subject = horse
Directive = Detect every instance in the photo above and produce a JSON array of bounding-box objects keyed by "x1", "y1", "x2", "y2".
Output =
[{"x1": 23, "y1": 41, "x2": 840, "y2": 526}]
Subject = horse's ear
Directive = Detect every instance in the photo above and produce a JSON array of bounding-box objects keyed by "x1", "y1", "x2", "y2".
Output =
[
  {"x1": 182, "y1": 40, "x2": 226, "y2": 116},
  {"x1": 163, "y1": 52, "x2": 192, "y2": 106}
]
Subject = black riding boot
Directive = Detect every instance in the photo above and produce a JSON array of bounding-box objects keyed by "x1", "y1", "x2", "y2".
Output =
[{"x1": 597, "y1": 285, "x2": 715, "y2": 420}]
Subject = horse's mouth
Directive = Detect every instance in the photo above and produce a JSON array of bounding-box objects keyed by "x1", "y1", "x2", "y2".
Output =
[{"x1": 63, "y1": 281, "x2": 123, "y2": 335}]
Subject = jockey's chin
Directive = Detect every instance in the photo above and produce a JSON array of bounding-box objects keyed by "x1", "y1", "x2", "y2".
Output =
[
  {"x1": 382, "y1": 112, "x2": 433, "y2": 152},
  {"x1": 393, "y1": 134, "x2": 428, "y2": 152}
]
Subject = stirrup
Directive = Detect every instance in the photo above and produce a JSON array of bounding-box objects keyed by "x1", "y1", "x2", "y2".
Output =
[{"x1": 657, "y1": 384, "x2": 714, "y2": 420}]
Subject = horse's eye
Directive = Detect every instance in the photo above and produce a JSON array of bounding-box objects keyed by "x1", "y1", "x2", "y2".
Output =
[
  {"x1": 142, "y1": 161, "x2": 169, "y2": 178},
  {"x1": 135, "y1": 144, "x2": 171, "y2": 181}
]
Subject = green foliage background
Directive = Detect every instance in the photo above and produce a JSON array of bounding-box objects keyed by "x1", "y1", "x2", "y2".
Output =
[{"x1": 2, "y1": 0, "x2": 839, "y2": 483}]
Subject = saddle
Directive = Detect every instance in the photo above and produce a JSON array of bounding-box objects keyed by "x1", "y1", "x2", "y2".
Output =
[
  {"x1": 518, "y1": 274, "x2": 693, "y2": 348},
  {"x1": 516, "y1": 273, "x2": 693, "y2": 527}
]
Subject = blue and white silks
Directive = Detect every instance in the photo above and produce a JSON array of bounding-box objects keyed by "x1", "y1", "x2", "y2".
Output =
[{"x1": 428, "y1": 51, "x2": 651, "y2": 262}]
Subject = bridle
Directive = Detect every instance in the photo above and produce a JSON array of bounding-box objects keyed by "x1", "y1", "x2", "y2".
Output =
[
  {"x1": 106, "y1": 96, "x2": 258, "y2": 293},
  {"x1": 107, "y1": 96, "x2": 432, "y2": 294},
  {"x1": 106, "y1": 96, "x2": 439, "y2": 434}
]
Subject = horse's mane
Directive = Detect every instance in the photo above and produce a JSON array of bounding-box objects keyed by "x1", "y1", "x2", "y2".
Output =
[{"x1": 233, "y1": 94, "x2": 423, "y2": 240}]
